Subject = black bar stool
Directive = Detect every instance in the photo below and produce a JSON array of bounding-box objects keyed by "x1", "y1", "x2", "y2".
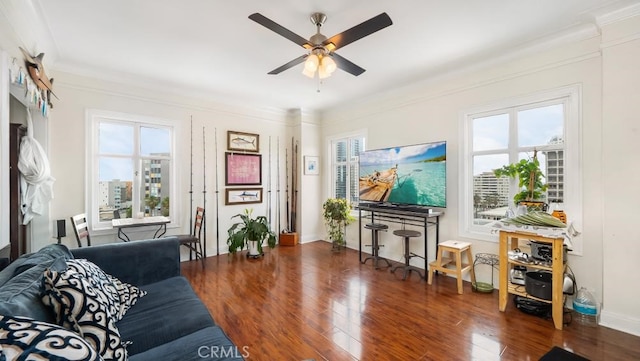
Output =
[
  {"x1": 392, "y1": 229, "x2": 424, "y2": 280},
  {"x1": 362, "y1": 223, "x2": 392, "y2": 269}
]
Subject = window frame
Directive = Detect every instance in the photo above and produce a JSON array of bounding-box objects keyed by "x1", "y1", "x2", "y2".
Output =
[
  {"x1": 458, "y1": 85, "x2": 583, "y2": 254},
  {"x1": 326, "y1": 129, "x2": 367, "y2": 204},
  {"x1": 86, "y1": 109, "x2": 179, "y2": 232}
]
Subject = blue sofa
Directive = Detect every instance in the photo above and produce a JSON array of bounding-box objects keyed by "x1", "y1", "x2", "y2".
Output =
[{"x1": 0, "y1": 237, "x2": 244, "y2": 360}]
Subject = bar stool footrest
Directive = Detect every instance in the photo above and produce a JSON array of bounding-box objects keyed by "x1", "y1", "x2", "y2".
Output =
[
  {"x1": 363, "y1": 256, "x2": 392, "y2": 269},
  {"x1": 391, "y1": 265, "x2": 425, "y2": 280}
]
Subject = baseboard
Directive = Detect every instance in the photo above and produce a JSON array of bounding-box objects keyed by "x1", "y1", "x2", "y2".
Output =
[
  {"x1": 600, "y1": 308, "x2": 640, "y2": 337},
  {"x1": 299, "y1": 235, "x2": 324, "y2": 244}
]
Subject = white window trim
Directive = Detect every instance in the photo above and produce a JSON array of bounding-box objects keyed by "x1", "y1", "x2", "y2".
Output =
[
  {"x1": 85, "y1": 109, "x2": 181, "y2": 234},
  {"x1": 325, "y1": 129, "x2": 367, "y2": 203},
  {"x1": 458, "y1": 84, "x2": 584, "y2": 255}
]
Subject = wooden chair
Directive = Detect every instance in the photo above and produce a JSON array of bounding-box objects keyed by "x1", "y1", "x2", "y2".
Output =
[
  {"x1": 175, "y1": 207, "x2": 205, "y2": 268},
  {"x1": 70, "y1": 213, "x2": 92, "y2": 248}
]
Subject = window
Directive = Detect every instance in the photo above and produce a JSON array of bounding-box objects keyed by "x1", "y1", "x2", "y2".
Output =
[
  {"x1": 459, "y1": 86, "x2": 582, "y2": 251},
  {"x1": 328, "y1": 132, "x2": 365, "y2": 204},
  {"x1": 87, "y1": 110, "x2": 176, "y2": 231}
]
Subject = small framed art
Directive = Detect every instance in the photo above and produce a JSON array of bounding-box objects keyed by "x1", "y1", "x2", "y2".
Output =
[
  {"x1": 304, "y1": 156, "x2": 319, "y2": 175},
  {"x1": 227, "y1": 131, "x2": 259, "y2": 152},
  {"x1": 225, "y1": 188, "x2": 263, "y2": 205}
]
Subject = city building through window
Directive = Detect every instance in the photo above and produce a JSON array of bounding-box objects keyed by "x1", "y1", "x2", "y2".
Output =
[
  {"x1": 87, "y1": 110, "x2": 175, "y2": 230},
  {"x1": 329, "y1": 133, "x2": 365, "y2": 204}
]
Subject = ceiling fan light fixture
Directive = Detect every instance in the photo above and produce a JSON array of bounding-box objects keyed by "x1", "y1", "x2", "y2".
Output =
[
  {"x1": 321, "y1": 56, "x2": 337, "y2": 74},
  {"x1": 318, "y1": 65, "x2": 330, "y2": 79},
  {"x1": 304, "y1": 53, "x2": 319, "y2": 72},
  {"x1": 250, "y1": 12, "x2": 392, "y2": 78},
  {"x1": 302, "y1": 66, "x2": 316, "y2": 78}
]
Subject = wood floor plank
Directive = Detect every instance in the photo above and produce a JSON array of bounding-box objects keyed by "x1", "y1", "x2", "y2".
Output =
[{"x1": 181, "y1": 241, "x2": 640, "y2": 361}]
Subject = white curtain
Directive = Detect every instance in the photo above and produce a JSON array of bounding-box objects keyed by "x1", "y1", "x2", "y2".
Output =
[{"x1": 18, "y1": 108, "x2": 55, "y2": 224}]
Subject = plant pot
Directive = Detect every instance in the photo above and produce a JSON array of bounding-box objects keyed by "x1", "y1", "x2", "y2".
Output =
[
  {"x1": 279, "y1": 232, "x2": 297, "y2": 246},
  {"x1": 247, "y1": 240, "x2": 261, "y2": 257},
  {"x1": 518, "y1": 201, "x2": 548, "y2": 212}
]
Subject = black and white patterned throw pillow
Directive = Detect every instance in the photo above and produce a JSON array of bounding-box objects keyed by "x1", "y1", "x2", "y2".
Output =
[
  {"x1": 42, "y1": 267, "x2": 127, "y2": 361},
  {"x1": 67, "y1": 259, "x2": 147, "y2": 321},
  {"x1": 65, "y1": 259, "x2": 122, "y2": 321},
  {"x1": 0, "y1": 315, "x2": 103, "y2": 361}
]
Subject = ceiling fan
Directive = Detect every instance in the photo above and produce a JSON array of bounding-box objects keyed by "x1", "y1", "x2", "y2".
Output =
[{"x1": 249, "y1": 12, "x2": 392, "y2": 78}]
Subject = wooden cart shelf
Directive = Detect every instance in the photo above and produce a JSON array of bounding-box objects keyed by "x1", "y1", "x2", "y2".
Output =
[{"x1": 498, "y1": 230, "x2": 566, "y2": 330}]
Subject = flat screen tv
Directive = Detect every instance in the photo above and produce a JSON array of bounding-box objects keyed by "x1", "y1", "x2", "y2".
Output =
[{"x1": 358, "y1": 141, "x2": 446, "y2": 208}]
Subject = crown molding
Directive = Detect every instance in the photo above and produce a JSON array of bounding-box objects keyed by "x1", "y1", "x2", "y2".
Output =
[
  {"x1": 54, "y1": 70, "x2": 291, "y2": 125},
  {"x1": 322, "y1": 23, "x2": 600, "y2": 124},
  {"x1": 0, "y1": 0, "x2": 59, "y2": 63},
  {"x1": 284, "y1": 108, "x2": 322, "y2": 127},
  {"x1": 596, "y1": 2, "x2": 640, "y2": 27}
]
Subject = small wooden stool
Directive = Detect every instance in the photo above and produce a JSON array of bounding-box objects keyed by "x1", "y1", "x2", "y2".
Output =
[{"x1": 428, "y1": 240, "x2": 476, "y2": 294}]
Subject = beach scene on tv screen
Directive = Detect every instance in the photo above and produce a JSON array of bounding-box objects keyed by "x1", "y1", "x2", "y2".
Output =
[{"x1": 359, "y1": 141, "x2": 446, "y2": 208}]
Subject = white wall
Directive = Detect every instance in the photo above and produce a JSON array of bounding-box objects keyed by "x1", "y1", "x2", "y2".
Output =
[
  {"x1": 321, "y1": 17, "x2": 640, "y2": 336},
  {"x1": 300, "y1": 113, "x2": 324, "y2": 242},
  {"x1": 46, "y1": 71, "x2": 299, "y2": 257},
  {"x1": 0, "y1": 49, "x2": 9, "y2": 250},
  {"x1": 600, "y1": 14, "x2": 640, "y2": 336}
]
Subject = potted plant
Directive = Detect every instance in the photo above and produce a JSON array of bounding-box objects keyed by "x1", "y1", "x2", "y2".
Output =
[
  {"x1": 227, "y1": 208, "x2": 277, "y2": 258},
  {"x1": 493, "y1": 149, "x2": 548, "y2": 210},
  {"x1": 322, "y1": 198, "x2": 356, "y2": 250}
]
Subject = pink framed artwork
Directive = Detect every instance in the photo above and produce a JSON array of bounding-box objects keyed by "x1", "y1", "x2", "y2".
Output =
[{"x1": 225, "y1": 152, "x2": 262, "y2": 186}]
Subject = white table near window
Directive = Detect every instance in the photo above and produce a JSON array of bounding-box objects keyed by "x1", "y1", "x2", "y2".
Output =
[{"x1": 112, "y1": 216, "x2": 170, "y2": 242}]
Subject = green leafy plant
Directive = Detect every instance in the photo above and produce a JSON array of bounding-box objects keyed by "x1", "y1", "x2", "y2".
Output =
[
  {"x1": 227, "y1": 208, "x2": 276, "y2": 255},
  {"x1": 145, "y1": 195, "x2": 160, "y2": 215},
  {"x1": 322, "y1": 198, "x2": 356, "y2": 248},
  {"x1": 161, "y1": 197, "x2": 170, "y2": 216},
  {"x1": 493, "y1": 150, "x2": 548, "y2": 205}
]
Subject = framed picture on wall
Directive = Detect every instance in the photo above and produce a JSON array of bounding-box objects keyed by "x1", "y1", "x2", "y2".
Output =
[
  {"x1": 225, "y1": 188, "x2": 263, "y2": 205},
  {"x1": 225, "y1": 152, "x2": 262, "y2": 185},
  {"x1": 304, "y1": 156, "x2": 319, "y2": 175},
  {"x1": 227, "y1": 131, "x2": 259, "y2": 152}
]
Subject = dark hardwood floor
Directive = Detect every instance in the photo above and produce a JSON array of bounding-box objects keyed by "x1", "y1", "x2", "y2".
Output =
[{"x1": 181, "y1": 241, "x2": 639, "y2": 361}]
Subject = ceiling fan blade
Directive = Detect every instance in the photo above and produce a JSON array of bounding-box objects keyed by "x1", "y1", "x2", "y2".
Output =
[
  {"x1": 268, "y1": 54, "x2": 308, "y2": 75},
  {"x1": 330, "y1": 53, "x2": 365, "y2": 76},
  {"x1": 323, "y1": 13, "x2": 392, "y2": 51},
  {"x1": 249, "y1": 13, "x2": 312, "y2": 48}
]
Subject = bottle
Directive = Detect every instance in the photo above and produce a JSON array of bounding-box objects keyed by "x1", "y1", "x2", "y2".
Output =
[{"x1": 573, "y1": 287, "x2": 598, "y2": 327}]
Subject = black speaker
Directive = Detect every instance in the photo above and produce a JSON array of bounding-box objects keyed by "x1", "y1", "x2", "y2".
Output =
[{"x1": 56, "y1": 219, "x2": 66, "y2": 238}]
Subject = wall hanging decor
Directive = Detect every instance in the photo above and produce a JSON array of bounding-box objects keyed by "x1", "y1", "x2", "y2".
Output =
[
  {"x1": 227, "y1": 130, "x2": 259, "y2": 152},
  {"x1": 225, "y1": 152, "x2": 262, "y2": 185},
  {"x1": 19, "y1": 47, "x2": 58, "y2": 109},
  {"x1": 225, "y1": 188, "x2": 263, "y2": 205},
  {"x1": 304, "y1": 156, "x2": 319, "y2": 175}
]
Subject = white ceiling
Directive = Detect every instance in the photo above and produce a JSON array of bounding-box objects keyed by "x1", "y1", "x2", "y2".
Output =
[{"x1": 22, "y1": 0, "x2": 637, "y2": 112}]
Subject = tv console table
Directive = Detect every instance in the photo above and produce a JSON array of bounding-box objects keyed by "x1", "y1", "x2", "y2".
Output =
[{"x1": 358, "y1": 204, "x2": 443, "y2": 269}]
